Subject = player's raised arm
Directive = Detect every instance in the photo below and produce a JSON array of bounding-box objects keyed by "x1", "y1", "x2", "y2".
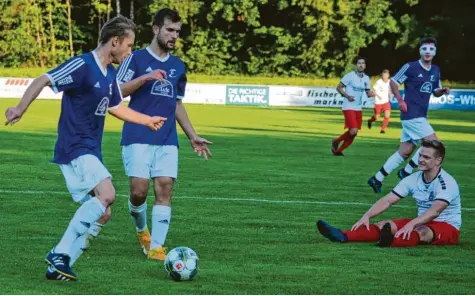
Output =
[
  {"x1": 351, "y1": 192, "x2": 402, "y2": 231},
  {"x1": 5, "y1": 74, "x2": 51, "y2": 125},
  {"x1": 108, "y1": 103, "x2": 167, "y2": 131}
]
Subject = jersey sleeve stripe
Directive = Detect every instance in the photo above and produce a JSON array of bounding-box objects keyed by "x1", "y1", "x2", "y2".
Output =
[
  {"x1": 434, "y1": 199, "x2": 450, "y2": 205},
  {"x1": 44, "y1": 73, "x2": 59, "y2": 94},
  {"x1": 117, "y1": 54, "x2": 133, "y2": 82},
  {"x1": 392, "y1": 63, "x2": 410, "y2": 85},
  {"x1": 391, "y1": 190, "x2": 405, "y2": 199},
  {"x1": 50, "y1": 59, "x2": 85, "y2": 82}
]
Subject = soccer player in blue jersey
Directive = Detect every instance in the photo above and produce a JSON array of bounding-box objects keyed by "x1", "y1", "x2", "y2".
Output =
[
  {"x1": 368, "y1": 37, "x2": 451, "y2": 193},
  {"x1": 116, "y1": 8, "x2": 212, "y2": 260},
  {"x1": 4, "y1": 16, "x2": 167, "y2": 281}
]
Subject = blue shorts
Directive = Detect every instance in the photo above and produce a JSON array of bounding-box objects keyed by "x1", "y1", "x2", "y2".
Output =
[
  {"x1": 59, "y1": 154, "x2": 112, "y2": 204},
  {"x1": 400, "y1": 117, "x2": 435, "y2": 145},
  {"x1": 122, "y1": 144, "x2": 178, "y2": 180}
]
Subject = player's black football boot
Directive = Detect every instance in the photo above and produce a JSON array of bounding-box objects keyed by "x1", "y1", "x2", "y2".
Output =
[
  {"x1": 316, "y1": 220, "x2": 348, "y2": 243},
  {"x1": 377, "y1": 223, "x2": 394, "y2": 247},
  {"x1": 367, "y1": 176, "x2": 382, "y2": 193}
]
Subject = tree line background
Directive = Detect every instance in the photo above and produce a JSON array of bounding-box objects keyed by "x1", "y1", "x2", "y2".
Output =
[{"x1": 0, "y1": 0, "x2": 473, "y2": 82}]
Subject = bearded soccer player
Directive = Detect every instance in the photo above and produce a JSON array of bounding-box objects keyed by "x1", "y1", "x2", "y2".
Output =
[
  {"x1": 317, "y1": 140, "x2": 461, "y2": 248},
  {"x1": 333, "y1": 57, "x2": 375, "y2": 156},
  {"x1": 5, "y1": 16, "x2": 167, "y2": 280},
  {"x1": 116, "y1": 8, "x2": 212, "y2": 261},
  {"x1": 368, "y1": 69, "x2": 392, "y2": 134},
  {"x1": 368, "y1": 37, "x2": 450, "y2": 193}
]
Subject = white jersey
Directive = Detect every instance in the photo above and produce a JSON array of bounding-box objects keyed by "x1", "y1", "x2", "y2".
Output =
[
  {"x1": 340, "y1": 71, "x2": 371, "y2": 111},
  {"x1": 373, "y1": 78, "x2": 391, "y2": 105},
  {"x1": 392, "y1": 169, "x2": 461, "y2": 229}
]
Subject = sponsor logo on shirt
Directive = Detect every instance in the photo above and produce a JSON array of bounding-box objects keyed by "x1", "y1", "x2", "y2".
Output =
[
  {"x1": 95, "y1": 97, "x2": 109, "y2": 116},
  {"x1": 151, "y1": 80, "x2": 174, "y2": 98}
]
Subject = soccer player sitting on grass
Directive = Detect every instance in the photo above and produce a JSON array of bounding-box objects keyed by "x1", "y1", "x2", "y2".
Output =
[{"x1": 317, "y1": 140, "x2": 461, "y2": 247}]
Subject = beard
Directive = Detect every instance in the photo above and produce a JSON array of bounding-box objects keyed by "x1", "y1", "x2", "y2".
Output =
[{"x1": 156, "y1": 36, "x2": 172, "y2": 52}]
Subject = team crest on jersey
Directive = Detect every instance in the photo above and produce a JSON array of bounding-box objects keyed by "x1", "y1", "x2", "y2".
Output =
[
  {"x1": 95, "y1": 97, "x2": 109, "y2": 116},
  {"x1": 151, "y1": 80, "x2": 174, "y2": 98},
  {"x1": 420, "y1": 82, "x2": 433, "y2": 93}
]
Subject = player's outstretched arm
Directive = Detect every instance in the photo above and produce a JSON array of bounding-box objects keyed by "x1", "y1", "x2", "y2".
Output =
[
  {"x1": 108, "y1": 103, "x2": 167, "y2": 131},
  {"x1": 394, "y1": 200, "x2": 448, "y2": 240},
  {"x1": 119, "y1": 69, "x2": 167, "y2": 97},
  {"x1": 4, "y1": 75, "x2": 51, "y2": 126},
  {"x1": 390, "y1": 80, "x2": 407, "y2": 112},
  {"x1": 176, "y1": 99, "x2": 212, "y2": 160},
  {"x1": 351, "y1": 192, "x2": 401, "y2": 231}
]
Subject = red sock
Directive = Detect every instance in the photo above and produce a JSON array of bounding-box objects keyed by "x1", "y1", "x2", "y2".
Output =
[
  {"x1": 343, "y1": 225, "x2": 380, "y2": 242},
  {"x1": 381, "y1": 117, "x2": 390, "y2": 131},
  {"x1": 391, "y1": 232, "x2": 420, "y2": 247},
  {"x1": 334, "y1": 131, "x2": 350, "y2": 143},
  {"x1": 368, "y1": 115, "x2": 377, "y2": 123},
  {"x1": 337, "y1": 135, "x2": 355, "y2": 153}
]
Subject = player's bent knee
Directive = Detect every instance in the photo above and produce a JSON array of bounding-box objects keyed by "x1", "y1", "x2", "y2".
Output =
[
  {"x1": 97, "y1": 187, "x2": 116, "y2": 206},
  {"x1": 414, "y1": 226, "x2": 434, "y2": 243},
  {"x1": 130, "y1": 187, "x2": 148, "y2": 202}
]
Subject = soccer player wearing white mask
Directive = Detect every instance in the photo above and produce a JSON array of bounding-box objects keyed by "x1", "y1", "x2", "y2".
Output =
[
  {"x1": 5, "y1": 16, "x2": 167, "y2": 281},
  {"x1": 367, "y1": 69, "x2": 392, "y2": 134},
  {"x1": 333, "y1": 57, "x2": 375, "y2": 156},
  {"x1": 368, "y1": 37, "x2": 450, "y2": 193},
  {"x1": 117, "y1": 8, "x2": 212, "y2": 261},
  {"x1": 318, "y1": 140, "x2": 462, "y2": 248}
]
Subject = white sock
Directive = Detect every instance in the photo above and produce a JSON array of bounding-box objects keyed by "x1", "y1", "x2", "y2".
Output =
[
  {"x1": 54, "y1": 198, "x2": 106, "y2": 256},
  {"x1": 151, "y1": 205, "x2": 171, "y2": 249},
  {"x1": 404, "y1": 147, "x2": 421, "y2": 174},
  {"x1": 375, "y1": 152, "x2": 405, "y2": 182},
  {"x1": 129, "y1": 200, "x2": 148, "y2": 232},
  {"x1": 68, "y1": 222, "x2": 104, "y2": 266}
]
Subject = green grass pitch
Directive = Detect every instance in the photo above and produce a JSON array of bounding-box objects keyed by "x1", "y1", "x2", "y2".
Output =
[{"x1": 0, "y1": 98, "x2": 474, "y2": 294}]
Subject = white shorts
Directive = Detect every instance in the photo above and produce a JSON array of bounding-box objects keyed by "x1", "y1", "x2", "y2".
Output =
[
  {"x1": 122, "y1": 144, "x2": 178, "y2": 180},
  {"x1": 59, "y1": 154, "x2": 112, "y2": 204},
  {"x1": 400, "y1": 117, "x2": 435, "y2": 144}
]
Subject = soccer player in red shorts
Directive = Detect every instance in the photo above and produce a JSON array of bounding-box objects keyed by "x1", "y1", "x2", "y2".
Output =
[
  {"x1": 317, "y1": 140, "x2": 461, "y2": 247},
  {"x1": 333, "y1": 57, "x2": 375, "y2": 156},
  {"x1": 367, "y1": 69, "x2": 392, "y2": 134}
]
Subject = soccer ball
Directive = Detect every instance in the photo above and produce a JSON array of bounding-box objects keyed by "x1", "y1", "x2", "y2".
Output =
[{"x1": 164, "y1": 247, "x2": 199, "y2": 281}]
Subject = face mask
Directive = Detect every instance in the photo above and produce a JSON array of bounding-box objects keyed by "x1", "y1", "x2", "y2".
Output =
[{"x1": 420, "y1": 44, "x2": 436, "y2": 57}]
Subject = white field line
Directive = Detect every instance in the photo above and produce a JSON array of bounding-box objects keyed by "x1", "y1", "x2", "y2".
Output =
[{"x1": 1, "y1": 189, "x2": 474, "y2": 212}]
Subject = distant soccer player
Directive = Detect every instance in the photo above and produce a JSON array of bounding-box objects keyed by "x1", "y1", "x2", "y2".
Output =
[
  {"x1": 333, "y1": 57, "x2": 375, "y2": 156},
  {"x1": 368, "y1": 37, "x2": 450, "y2": 193},
  {"x1": 318, "y1": 140, "x2": 461, "y2": 248},
  {"x1": 117, "y1": 8, "x2": 212, "y2": 261},
  {"x1": 367, "y1": 69, "x2": 392, "y2": 134},
  {"x1": 4, "y1": 16, "x2": 167, "y2": 281}
]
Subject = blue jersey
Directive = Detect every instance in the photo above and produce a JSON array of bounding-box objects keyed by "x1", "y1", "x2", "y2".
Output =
[
  {"x1": 392, "y1": 60, "x2": 442, "y2": 120},
  {"x1": 117, "y1": 46, "x2": 187, "y2": 146},
  {"x1": 46, "y1": 51, "x2": 123, "y2": 164}
]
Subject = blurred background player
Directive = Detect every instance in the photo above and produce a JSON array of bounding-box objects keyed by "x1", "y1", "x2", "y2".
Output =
[
  {"x1": 4, "y1": 16, "x2": 167, "y2": 281},
  {"x1": 367, "y1": 37, "x2": 450, "y2": 193},
  {"x1": 317, "y1": 140, "x2": 461, "y2": 248},
  {"x1": 368, "y1": 69, "x2": 392, "y2": 134},
  {"x1": 117, "y1": 8, "x2": 212, "y2": 261},
  {"x1": 333, "y1": 57, "x2": 375, "y2": 156}
]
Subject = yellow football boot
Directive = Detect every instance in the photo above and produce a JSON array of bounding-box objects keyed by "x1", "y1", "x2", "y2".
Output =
[
  {"x1": 148, "y1": 247, "x2": 167, "y2": 261},
  {"x1": 136, "y1": 228, "x2": 151, "y2": 256}
]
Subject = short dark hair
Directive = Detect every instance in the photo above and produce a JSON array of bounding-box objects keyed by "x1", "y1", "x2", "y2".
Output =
[
  {"x1": 382, "y1": 69, "x2": 390, "y2": 74},
  {"x1": 354, "y1": 56, "x2": 366, "y2": 64},
  {"x1": 422, "y1": 139, "x2": 446, "y2": 160},
  {"x1": 99, "y1": 15, "x2": 136, "y2": 45},
  {"x1": 419, "y1": 36, "x2": 437, "y2": 47},
  {"x1": 153, "y1": 8, "x2": 181, "y2": 27}
]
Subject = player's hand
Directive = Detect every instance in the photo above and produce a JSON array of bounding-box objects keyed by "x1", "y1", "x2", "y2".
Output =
[
  {"x1": 395, "y1": 223, "x2": 415, "y2": 240},
  {"x1": 366, "y1": 90, "x2": 376, "y2": 97},
  {"x1": 144, "y1": 69, "x2": 167, "y2": 81},
  {"x1": 146, "y1": 116, "x2": 167, "y2": 131},
  {"x1": 190, "y1": 136, "x2": 213, "y2": 160},
  {"x1": 5, "y1": 107, "x2": 24, "y2": 126},
  {"x1": 346, "y1": 96, "x2": 355, "y2": 102},
  {"x1": 351, "y1": 216, "x2": 370, "y2": 231},
  {"x1": 441, "y1": 87, "x2": 450, "y2": 95},
  {"x1": 398, "y1": 99, "x2": 408, "y2": 113}
]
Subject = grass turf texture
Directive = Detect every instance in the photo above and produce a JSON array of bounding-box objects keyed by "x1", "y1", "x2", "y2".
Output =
[
  {"x1": 1, "y1": 68, "x2": 475, "y2": 89},
  {"x1": 0, "y1": 98, "x2": 474, "y2": 294}
]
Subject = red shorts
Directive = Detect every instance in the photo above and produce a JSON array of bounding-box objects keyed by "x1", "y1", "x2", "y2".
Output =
[
  {"x1": 342, "y1": 110, "x2": 363, "y2": 129},
  {"x1": 374, "y1": 102, "x2": 391, "y2": 114},
  {"x1": 392, "y1": 219, "x2": 460, "y2": 245}
]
